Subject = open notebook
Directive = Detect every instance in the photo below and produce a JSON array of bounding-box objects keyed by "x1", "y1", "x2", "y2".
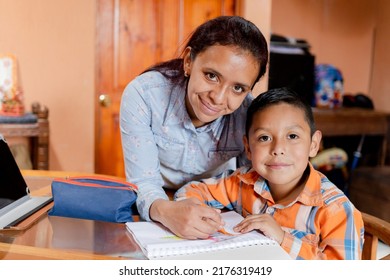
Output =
[
  {"x1": 0, "y1": 135, "x2": 52, "y2": 229},
  {"x1": 126, "y1": 211, "x2": 291, "y2": 260}
]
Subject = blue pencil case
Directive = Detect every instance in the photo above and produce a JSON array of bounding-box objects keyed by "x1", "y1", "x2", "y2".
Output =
[{"x1": 48, "y1": 176, "x2": 138, "y2": 223}]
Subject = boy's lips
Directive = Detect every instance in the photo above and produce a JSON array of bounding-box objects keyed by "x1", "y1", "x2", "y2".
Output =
[{"x1": 266, "y1": 163, "x2": 291, "y2": 169}]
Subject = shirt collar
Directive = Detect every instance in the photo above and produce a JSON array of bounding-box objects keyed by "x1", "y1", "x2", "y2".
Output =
[
  {"x1": 238, "y1": 163, "x2": 323, "y2": 207},
  {"x1": 297, "y1": 163, "x2": 323, "y2": 206},
  {"x1": 163, "y1": 83, "x2": 188, "y2": 126}
]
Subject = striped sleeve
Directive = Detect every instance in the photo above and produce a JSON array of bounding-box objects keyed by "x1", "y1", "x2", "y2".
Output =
[
  {"x1": 280, "y1": 192, "x2": 364, "y2": 260},
  {"x1": 174, "y1": 169, "x2": 241, "y2": 210}
]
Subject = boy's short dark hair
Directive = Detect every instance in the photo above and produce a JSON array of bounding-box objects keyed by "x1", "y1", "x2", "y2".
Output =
[{"x1": 245, "y1": 87, "x2": 316, "y2": 137}]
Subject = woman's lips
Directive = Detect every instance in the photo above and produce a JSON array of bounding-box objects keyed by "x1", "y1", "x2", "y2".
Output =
[{"x1": 199, "y1": 98, "x2": 222, "y2": 116}]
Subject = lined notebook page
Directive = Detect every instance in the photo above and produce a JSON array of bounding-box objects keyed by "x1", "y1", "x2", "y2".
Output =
[{"x1": 126, "y1": 211, "x2": 279, "y2": 259}]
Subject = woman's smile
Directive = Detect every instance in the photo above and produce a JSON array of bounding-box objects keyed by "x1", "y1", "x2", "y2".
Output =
[{"x1": 199, "y1": 97, "x2": 223, "y2": 116}]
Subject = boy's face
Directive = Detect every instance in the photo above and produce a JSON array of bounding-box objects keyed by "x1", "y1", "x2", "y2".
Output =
[{"x1": 244, "y1": 102, "x2": 322, "y2": 190}]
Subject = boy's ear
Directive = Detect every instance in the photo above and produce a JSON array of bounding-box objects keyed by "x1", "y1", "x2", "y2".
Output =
[
  {"x1": 309, "y1": 130, "x2": 322, "y2": 158},
  {"x1": 243, "y1": 135, "x2": 252, "y2": 161}
]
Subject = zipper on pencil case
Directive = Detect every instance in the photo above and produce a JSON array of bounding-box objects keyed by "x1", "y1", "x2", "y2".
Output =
[{"x1": 53, "y1": 177, "x2": 138, "y2": 191}]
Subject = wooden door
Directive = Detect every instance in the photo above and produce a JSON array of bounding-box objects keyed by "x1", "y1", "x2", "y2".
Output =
[{"x1": 95, "y1": 0, "x2": 236, "y2": 177}]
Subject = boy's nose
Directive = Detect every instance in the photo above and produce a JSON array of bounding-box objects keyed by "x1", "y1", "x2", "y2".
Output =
[
  {"x1": 271, "y1": 140, "x2": 285, "y2": 155},
  {"x1": 272, "y1": 150, "x2": 285, "y2": 155}
]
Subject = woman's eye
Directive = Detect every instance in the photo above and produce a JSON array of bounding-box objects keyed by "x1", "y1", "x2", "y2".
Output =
[
  {"x1": 232, "y1": 85, "x2": 244, "y2": 93},
  {"x1": 206, "y1": 72, "x2": 218, "y2": 81}
]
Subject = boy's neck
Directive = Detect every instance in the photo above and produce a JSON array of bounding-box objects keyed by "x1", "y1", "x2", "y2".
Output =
[{"x1": 269, "y1": 166, "x2": 310, "y2": 205}]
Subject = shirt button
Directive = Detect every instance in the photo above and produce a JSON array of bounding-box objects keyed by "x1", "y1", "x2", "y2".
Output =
[{"x1": 266, "y1": 207, "x2": 274, "y2": 215}]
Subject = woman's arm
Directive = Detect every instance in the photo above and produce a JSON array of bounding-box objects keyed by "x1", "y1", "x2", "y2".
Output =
[
  {"x1": 120, "y1": 78, "x2": 168, "y2": 221},
  {"x1": 174, "y1": 169, "x2": 240, "y2": 210}
]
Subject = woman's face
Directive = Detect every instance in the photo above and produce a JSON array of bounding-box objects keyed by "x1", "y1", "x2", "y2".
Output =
[{"x1": 184, "y1": 45, "x2": 260, "y2": 128}]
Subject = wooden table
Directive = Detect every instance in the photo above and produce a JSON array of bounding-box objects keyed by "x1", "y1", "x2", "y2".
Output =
[
  {"x1": 0, "y1": 170, "x2": 142, "y2": 260},
  {"x1": 0, "y1": 171, "x2": 291, "y2": 260},
  {"x1": 313, "y1": 108, "x2": 389, "y2": 165}
]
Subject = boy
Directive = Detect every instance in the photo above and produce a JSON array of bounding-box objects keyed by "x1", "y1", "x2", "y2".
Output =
[{"x1": 174, "y1": 87, "x2": 364, "y2": 260}]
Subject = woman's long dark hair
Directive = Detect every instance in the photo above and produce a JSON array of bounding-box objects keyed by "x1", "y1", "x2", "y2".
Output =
[{"x1": 142, "y1": 16, "x2": 268, "y2": 88}]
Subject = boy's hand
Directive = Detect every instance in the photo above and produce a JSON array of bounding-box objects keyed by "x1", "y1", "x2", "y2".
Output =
[
  {"x1": 150, "y1": 198, "x2": 224, "y2": 240},
  {"x1": 233, "y1": 214, "x2": 285, "y2": 245}
]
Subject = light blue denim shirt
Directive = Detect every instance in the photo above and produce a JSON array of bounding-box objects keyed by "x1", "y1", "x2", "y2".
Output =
[{"x1": 120, "y1": 71, "x2": 253, "y2": 220}]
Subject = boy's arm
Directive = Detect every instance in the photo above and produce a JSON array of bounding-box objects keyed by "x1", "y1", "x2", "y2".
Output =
[
  {"x1": 281, "y1": 202, "x2": 364, "y2": 260},
  {"x1": 174, "y1": 169, "x2": 241, "y2": 210}
]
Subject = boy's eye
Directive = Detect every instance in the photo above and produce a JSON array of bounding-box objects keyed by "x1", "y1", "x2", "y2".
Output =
[
  {"x1": 288, "y1": 134, "x2": 299, "y2": 140},
  {"x1": 258, "y1": 135, "x2": 271, "y2": 142}
]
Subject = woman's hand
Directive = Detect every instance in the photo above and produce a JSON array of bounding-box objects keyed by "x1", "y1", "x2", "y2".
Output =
[
  {"x1": 149, "y1": 198, "x2": 224, "y2": 239},
  {"x1": 233, "y1": 214, "x2": 285, "y2": 245}
]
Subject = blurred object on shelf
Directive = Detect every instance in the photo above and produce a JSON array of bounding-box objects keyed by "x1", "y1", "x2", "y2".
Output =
[
  {"x1": 343, "y1": 93, "x2": 374, "y2": 110},
  {"x1": 311, "y1": 147, "x2": 348, "y2": 172},
  {"x1": 0, "y1": 54, "x2": 25, "y2": 116},
  {"x1": 32, "y1": 102, "x2": 49, "y2": 119},
  {"x1": 311, "y1": 147, "x2": 349, "y2": 193},
  {"x1": 314, "y1": 64, "x2": 344, "y2": 108}
]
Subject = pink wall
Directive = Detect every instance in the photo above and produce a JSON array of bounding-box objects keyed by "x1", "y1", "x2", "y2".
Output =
[
  {"x1": 370, "y1": 0, "x2": 390, "y2": 112},
  {"x1": 271, "y1": 0, "x2": 375, "y2": 95},
  {"x1": 240, "y1": 0, "x2": 272, "y2": 95},
  {"x1": 271, "y1": 0, "x2": 390, "y2": 112},
  {"x1": 0, "y1": 0, "x2": 96, "y2": 172}
]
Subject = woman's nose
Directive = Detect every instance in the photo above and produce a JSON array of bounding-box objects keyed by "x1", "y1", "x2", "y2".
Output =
[{"x1": 210, "y1": 85, "x2": 229, "y2": 105}]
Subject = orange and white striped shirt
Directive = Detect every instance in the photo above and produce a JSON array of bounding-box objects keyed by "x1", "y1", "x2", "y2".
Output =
[{"x1": 174, "y1": 164, "x2": 364, "y2": 260}]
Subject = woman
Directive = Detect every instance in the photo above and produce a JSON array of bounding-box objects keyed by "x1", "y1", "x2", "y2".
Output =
[{"x1": 120, "y1": 16, "x2": 268, "y2": 239}]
